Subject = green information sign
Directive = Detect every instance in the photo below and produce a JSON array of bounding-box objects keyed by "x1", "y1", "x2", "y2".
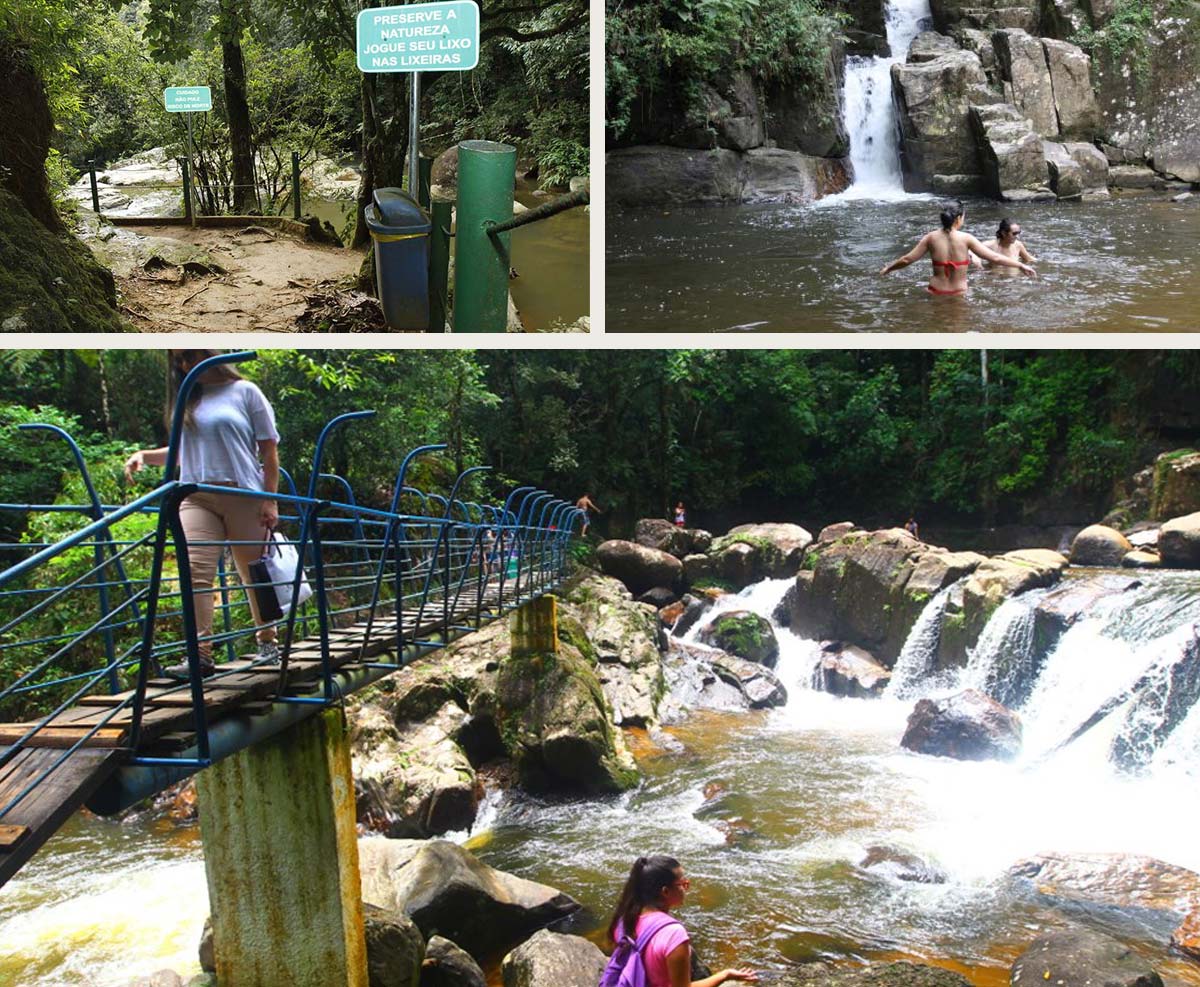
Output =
[
  {"x1": 163, "y1": 86, "x2": 213, "y2": 113},
  {"x1": 356, "y1": 1, "x2": 480, "y2": 73}
]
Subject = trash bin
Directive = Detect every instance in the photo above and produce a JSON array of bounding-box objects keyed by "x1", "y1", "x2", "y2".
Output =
[{"x1": 365, "y1": 187, "x2": 431, "y2": 330}]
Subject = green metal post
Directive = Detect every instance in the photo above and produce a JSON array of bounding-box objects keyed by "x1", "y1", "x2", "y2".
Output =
[
  {"x1": 452, "y1": 140, "x2": 516, "y2": 333},
  {"x1": 429, "y1": 199, "x2": 451, "y2": 333},
  {"x1": 87, "y1": 160, "x2": 100, "y2": 214},
  {"x1": 182, "y1": 157, "x2": 194, "y2": 226},
  {"x1": 292, "y1": 151, "x2": 302, "y2": 220},
  {"x1": 418, "y1": 155, "x2": 433, "y2": 209}
]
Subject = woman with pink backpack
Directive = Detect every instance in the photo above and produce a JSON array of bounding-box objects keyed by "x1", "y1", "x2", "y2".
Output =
[{"x1": 599, "y1": 855, "x2": 758, "y2": 987}]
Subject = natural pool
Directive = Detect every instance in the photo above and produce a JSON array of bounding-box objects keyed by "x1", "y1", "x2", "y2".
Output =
[{"x1": 606, "y1": 195, "x2": 1200, "y2": 332}]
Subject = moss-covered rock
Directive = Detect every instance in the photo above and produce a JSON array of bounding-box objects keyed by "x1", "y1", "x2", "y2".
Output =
[
  {"x1": 699, "y1": 610, "x2": 779, "y2": 667},
  {"x1": 1151, "y1": 450, "x2": 1200, "y2": 521},
  {"x1": 0, "y1": 189, "x2": 127, "y2": 331},
  {"x1": 494, "y1": 642, "x2": 639, "y2": 794}
]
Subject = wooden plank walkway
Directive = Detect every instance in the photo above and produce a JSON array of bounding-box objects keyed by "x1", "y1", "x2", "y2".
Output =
[{"x1": 0, "y1": 579, "x2": 525, "y2": 887}]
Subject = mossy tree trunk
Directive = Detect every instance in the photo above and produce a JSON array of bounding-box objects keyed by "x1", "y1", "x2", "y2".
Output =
[{"x1": 0, "y1": 42, "x2": 62, "y2": 233}]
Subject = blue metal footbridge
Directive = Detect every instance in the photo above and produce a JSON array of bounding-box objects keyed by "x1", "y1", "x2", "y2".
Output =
[{"x1": 0, "y1": 352, "x2": 581, "y2": 886}]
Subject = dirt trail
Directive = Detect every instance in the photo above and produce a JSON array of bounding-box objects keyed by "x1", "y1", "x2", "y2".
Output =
[{"x1": 111, "y1": 224, "x2": 383, "y2": 331}]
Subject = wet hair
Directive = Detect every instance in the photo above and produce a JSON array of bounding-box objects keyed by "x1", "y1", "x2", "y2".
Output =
[
  {"x1": 939, "y1": 200, "x2": 964, "y2": 231},
  {"x1": 165, "y1": 349, "x2": 243, "y2": 430},
  {"x1": 608, "y1": 855, "x2": 681, "y2": 943},
  {"x1": 997, "y1": 217, "x2": 1015, "y2": 238}
]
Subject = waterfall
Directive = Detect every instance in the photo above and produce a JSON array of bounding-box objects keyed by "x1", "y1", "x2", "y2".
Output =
[
  {"x1": 838, "y1": 0, "x2": 931, "y2": 196},
  {"x1": 885, "y1": 582, "x2": 960, "y2": 699},
  {"x1": 958, "y1": 594, "x2": 1040, "y2": 706}
]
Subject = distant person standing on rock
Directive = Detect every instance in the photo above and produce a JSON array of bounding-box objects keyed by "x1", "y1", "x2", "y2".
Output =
[
  {"x1": 576, "y1": 493, "x2": 601, "y2": 536},
  {"x1": 674, "y1": 502, "x2": 687, "y2": 527},
  {"x1": 905, "y1": 516, "x2": 920, "y2": 539}
]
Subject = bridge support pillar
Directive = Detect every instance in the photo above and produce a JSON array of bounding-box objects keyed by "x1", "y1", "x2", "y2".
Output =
[
  {"x1": 510, "y1": 594, "x2": 559, "y2": 657},
  {"x1": 195, "y1": 707, "x2": 368, "y2": 987}
]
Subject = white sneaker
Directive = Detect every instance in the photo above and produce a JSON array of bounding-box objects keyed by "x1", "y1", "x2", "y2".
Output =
[{"x1": 257, "y1": 641, "x2": 280, "y2": 665}]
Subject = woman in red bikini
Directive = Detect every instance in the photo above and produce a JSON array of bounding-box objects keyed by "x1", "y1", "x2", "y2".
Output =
[{"x1": 879, "y1": 201, "x2": 1035, "y2": 294}]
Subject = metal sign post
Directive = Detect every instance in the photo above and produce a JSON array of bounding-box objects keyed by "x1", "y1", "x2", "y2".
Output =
[
  {"x1": 164, "y1": 86, "x2": 212, "y2": 228},
  {"x1": 357, "y1": 1, "x2": 480, "y2": 197}
]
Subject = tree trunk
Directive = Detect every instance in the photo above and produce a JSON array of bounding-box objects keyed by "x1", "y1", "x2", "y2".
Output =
[
  {"x1": 219, "y1": 0, "x2": 256, "y2": 214},
  {"x1": 352, "y1": 72, "x2": 409, "y2": 250},
  {"x1": 0, "y1": 43, "x2": 63, "y2": 232}
]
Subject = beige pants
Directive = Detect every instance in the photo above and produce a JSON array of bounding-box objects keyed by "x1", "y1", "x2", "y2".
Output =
[{"x1": 179, "y1": 490, "x2": 277, "y2": 660}]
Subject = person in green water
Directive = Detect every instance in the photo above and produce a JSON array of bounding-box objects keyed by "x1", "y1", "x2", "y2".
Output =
[{"x1": 880, "y1": 201, "x2": 1036, "y2": 295}]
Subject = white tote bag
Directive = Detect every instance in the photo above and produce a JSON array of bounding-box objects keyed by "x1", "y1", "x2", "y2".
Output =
[{"x1": 260, "y1": 531, "x2": 314, "y2": 614}]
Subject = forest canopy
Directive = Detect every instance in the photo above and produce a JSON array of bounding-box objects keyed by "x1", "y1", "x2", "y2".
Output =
[{"x1": 3, "y1": 349, "x2": 1197, "y2": 543}]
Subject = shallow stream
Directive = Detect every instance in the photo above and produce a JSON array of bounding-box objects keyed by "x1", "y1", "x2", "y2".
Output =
[
  {"x1": 606, "y1": 195, "x2": 1200, "y2": 332},
  {"x1": 4, "y1": 577, "x2": 1200, "y2": 986}
]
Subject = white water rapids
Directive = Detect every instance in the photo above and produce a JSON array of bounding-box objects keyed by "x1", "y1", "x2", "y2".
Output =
[{"x1": 4, "y1": 572, "x2": 1200, "y2": 984}]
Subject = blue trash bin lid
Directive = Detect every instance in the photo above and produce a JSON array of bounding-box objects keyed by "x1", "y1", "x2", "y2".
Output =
[{"x1": 371, "y1": 188, "x2": 431, "y2": 234}]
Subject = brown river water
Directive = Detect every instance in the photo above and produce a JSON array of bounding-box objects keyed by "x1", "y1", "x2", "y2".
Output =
[
  {"x1": 605, "y1": 195, "x2": 1200, "y2": 332},
  {"x1": 4, "y1": 577, "x2": 1199, "y2": 986}
]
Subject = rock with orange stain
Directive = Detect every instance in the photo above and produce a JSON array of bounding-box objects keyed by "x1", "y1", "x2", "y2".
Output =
[
  {"x1": 779, "y1": 960, "x2": 972, "y2": 986},
  {"x1": 659, "y1": 599, "x2": 687, "y2": 628},
  {"x1": 1172, "y1": 901, "x2": 1200, "y2": 960},
  {"x1": 1009, "y1": 928, "x2": 1163, "y2": 987},
  {"x1": 1009, "y1": 852, "x2": 1200, "y2": 918}
]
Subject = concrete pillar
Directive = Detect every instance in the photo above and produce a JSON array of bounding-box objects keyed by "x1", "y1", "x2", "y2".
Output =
[
  {"x1": 196, "y1": 707, "x2": 368, "y2": 987},
  {"x1": 510, "y1": 594, "x2": 559, "y2": 657}
]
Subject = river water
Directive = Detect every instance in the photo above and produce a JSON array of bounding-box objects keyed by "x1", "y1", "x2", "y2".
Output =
[
  {"x1": 4, "y1": 575, "x2": 1200, "y2": 986},
  {"x1": 606, "y1": 195, "x2": 1200, "y2": 332}
]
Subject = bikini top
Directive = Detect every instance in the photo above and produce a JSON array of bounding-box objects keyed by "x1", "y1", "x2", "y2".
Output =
[{"x1": 932, "y1": 258, "x2": 971, "y2": 271}]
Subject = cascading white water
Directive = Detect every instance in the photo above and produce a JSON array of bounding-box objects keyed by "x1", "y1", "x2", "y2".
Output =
[
  {"x1": 884, "y1": 581, "x2": 960, "y2": 698},
  {"x1": 958, "y1": 594, "x2": 1040, "y2": 704},
  {"x1": 838, "y1": 0, "x2": 932, "y2": 196}
]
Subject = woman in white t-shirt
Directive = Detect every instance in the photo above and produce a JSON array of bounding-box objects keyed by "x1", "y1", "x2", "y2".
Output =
[
  {"x1": 606, "y1": 855, "x2": 758, "y2": 987},
  {"x1": 125, "y1": 350, "x2": 281, "y2": 679}
]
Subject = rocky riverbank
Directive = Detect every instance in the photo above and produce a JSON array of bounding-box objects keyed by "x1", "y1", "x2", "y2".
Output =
[{"x1": 606, "y1": 0, "x2": 1200, "y2": 206}]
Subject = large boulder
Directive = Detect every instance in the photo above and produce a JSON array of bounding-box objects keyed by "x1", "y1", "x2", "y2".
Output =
[
  {"x1": 1009, "y1": 929, "x2": 1163, "y2": 987},
  {"x1": 560, "y1": 571, "x2": 665, "y2": 727},
  {"x1": 1158, "y1": 513, "x2": 1200, "y2": 568},
  {"x1": 892, "y1": 50, "x2": 995, "y2": 191},
  {"x1": 693, "y1": 72, "x2": 765, "y2": 152},
  {"x1": 741, "y1": 148, "x2": 850, "y2": 204},
  {"x1": 421, "y1": 935, "x2": 487, "y2": 987},
  {"x1": 1008, "y1": 852, "x2": 1200, "y2": 917},
  {"x1": 815, "y1": 643, "x2": 892, "y2": 698},
  {"x1": 909, "y1": 31, "x2": 961, "y2": 61},
  {"x1": 1064, "y1": 141, "x2": 1109, "y2": 191},
  {"x1": 764, "y1": 47, "x2": 850, "y2": 157},
  {"x1": 1041, "y1": 39, "x2": 1101, "y2": 138},
  {"x1": 705, "y1": 649, "x2": 788, "y2": 708},
  {"x1": 596, "y1": 539, "x2": 684, "y2": 596},
  {"x1": 1092, "y1": 1, "x2": 1200, "y2": 183},
  {"x1": 605, "y1": 146, "x2": 744, "y2": 207},
  {"x1": 364, "y1": 902, "x2": 425, "y2": 987},
  {"x1": 495, "y1": 638, "x2": 639, "y2": 793},
  {"x1": 358, "y1": 839, "x2": 580, "y2": 960},
  {"x1": 635, "y1": 518, "x2": 692, "y2": 557},
  {"x1": 970, "y1": 103, "x2": 1051, "y2": 198},
  {"x1": 1069, "y1": 524, "x2": 1133, "y2": 566},
  {"x1": 1043, "y1": 140, "x2": 1084, "y2": 198},
  {"x1": 698, "y1": 610, "x2": 780, "y2": 666},
  {"x1": 1151, "y1": 451, "x2": 1200, "y2": 520},
  {"x1": 991, "y1": 30, "x2": 1058, "y2": 136},
  {"x1": 501, "y1": 929, "x2": 607, "y2": 987},
  {"x1": 959, "y1": 548, "x2": 1067, "y2": 647},
  {"x1": 713, "y1": 523, "x2": 815, "y2": 578},
  {"x1": 930, "y1": 0, "x2": 1037, "y2": 31},
  {"x1": 900, "y1": 689, "x2": 1022, "y2": 760},
  {"x1": 352, "y1": 701, "x2": 479, "y2": 838}
]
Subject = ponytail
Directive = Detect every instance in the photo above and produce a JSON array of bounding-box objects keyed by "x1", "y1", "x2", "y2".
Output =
[
  {"x1": 997, "y1": 217, "x2": 1013, "y2": 238},
  {"x1": 608, "y1": 855, "x2": 681, "y2": 944},
  {"x1": 940, "y1": 200, "x2": 964, "y2": 231}
]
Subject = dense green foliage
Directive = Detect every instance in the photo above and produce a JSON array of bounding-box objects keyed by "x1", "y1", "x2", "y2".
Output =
[
  {"x1": 606, "y1": 0, "x2": 843, "y2": 140},
  {"x1": 4, "y1": 349, "x2": 1197, "y2": 535},
  {"x1": 1, "y1": 0, "x2": 587, "y2": 226}
]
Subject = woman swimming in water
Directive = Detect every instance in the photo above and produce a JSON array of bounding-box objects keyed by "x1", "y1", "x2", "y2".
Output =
[
  {"x1": 880, "y1": 201, "x2": 1036, "y2": 294},
  {"x1": 981, "y1": 217, "x2": 1038, "y2": 273}
]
